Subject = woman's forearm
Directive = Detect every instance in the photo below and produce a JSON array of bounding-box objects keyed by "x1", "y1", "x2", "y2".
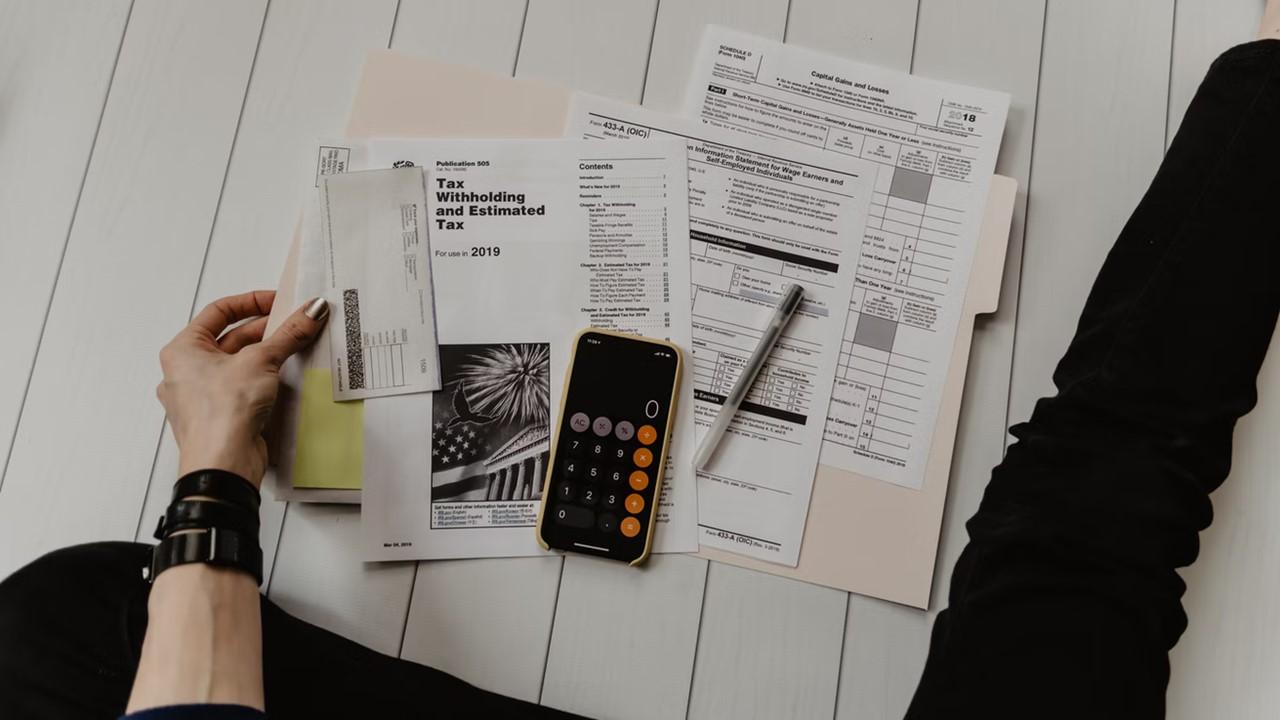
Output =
[
  {"x1": 127, "y1": 292, "x2": 328, "y2": 714},
  {"x1": 125, "y1": 561, "x2": 264, "y2": 713}
]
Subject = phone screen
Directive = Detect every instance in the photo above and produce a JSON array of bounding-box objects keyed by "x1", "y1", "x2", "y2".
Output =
[{"x1": 538, "y1": 331, "x2": 680, "y2": 562}]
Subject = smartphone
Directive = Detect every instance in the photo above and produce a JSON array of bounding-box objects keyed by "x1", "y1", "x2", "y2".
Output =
[{"x1": 536, "y1": 328, "x2": 682, "y2": 565}]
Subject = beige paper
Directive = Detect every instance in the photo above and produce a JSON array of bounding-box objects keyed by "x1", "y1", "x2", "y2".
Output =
[
  {"x1": 272, "y1": 50, "x2": 1018, "y2": 609},
  {"x1": 346, "y1": 51, "x2": 569, "y2": 139}
]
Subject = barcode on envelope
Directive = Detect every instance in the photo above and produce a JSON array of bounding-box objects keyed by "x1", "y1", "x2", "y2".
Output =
[{"x1": 342, "y1": 289, "x2": 365, "y2": 390}]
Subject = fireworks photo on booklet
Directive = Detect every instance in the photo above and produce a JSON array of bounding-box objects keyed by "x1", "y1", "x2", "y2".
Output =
[{"x1": 430, "y1": 343, "x2": 552, "y2": 529}]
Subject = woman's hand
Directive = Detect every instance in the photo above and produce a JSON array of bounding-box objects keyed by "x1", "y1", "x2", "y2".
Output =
[{"x1": 156, "y1": 290, "x2": 329, "y2": 488}]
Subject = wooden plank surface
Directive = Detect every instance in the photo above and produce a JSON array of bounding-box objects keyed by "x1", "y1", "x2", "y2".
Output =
[
  {"x1": 1006, "y1": 0, "x2": 1174, "y2": 430},
  {"x1": 541, "y1": 555, "x2": 708, "y2": 719},
  {"x1": 0, "y1": 0, "x2": 131, "y2": 490},
  {"x1": 401, "y1": 556, "x2": 564, "y2": 703},
  {"x1": 641, "y1": 0, "x2": 790, "y2": 112},
  {"x1": 835, "y1": 594, "x2": 932, "y2": 720},
  {"x1": 516, "y1": 0, "x2": 659, "y2": 102},
  {"x1": 785, "y1": 0, "x2": 918, "y2": 71},
  {"x1": 1163, "y1": 5, "x2": 1277, "y2": 718},
  {"x1": 133, "y1": 0, "x2": 399, "y2": 582},
  {"x1": 911, "y1": 0, "x2": 1046, "y2": 613},
  {"x1": 687, "y1": 564, "x2": 848, "y2": 720},
  {"x1": 392, "y1": 0, "x2": 528, "y2": 73},
  {"x1": 0, "y1": 0, "x2": 266, "y2": 578}
]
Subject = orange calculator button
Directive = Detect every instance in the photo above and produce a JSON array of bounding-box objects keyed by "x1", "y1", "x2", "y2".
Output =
[
  {"x1": 620, "y1": 517, "x2": 641, "y2": 538},
  {"x1": 628, "y1": 470, "x2": 649, "y2": 491},
  {"x1": 632, "y1": 448, "x2": 653, "y2": 468},
  {"x1": 637, "y1": 425, "x2": 658, "y2": 445},
  {"x1": 625, "y1": 493, "x2": 645, "y2": 514}
]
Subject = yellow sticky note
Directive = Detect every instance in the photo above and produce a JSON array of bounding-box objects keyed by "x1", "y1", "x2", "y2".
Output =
[{"x1": 293, "y1": 368, "x2": 363, "y2": 489}]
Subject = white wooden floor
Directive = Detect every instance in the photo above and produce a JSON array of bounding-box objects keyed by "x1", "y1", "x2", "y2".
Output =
[{"x1": 2, "y1": 1, "x2": 1278, "y2": 717}]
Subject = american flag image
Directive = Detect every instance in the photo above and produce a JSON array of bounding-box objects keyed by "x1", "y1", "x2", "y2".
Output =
[{"x1": 430, "y1": 420, "x2": 492, "y2": 501}]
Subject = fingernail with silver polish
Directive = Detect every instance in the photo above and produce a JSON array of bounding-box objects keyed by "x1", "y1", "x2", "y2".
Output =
[{"x1": 304, "y1": 297, "x2": 329, "y2": 321}]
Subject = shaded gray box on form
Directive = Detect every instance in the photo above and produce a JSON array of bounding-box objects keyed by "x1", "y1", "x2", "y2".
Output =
[
  {"x1": 853, "y1": 314, "x2": 898, "y2": 353},
  {"x1": 889, "y1": 167, "x2": 932, "y2": 204}
]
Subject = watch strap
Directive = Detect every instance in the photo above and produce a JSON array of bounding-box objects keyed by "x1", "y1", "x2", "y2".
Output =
[
  {"x1": 172, "y1": 469, "x2": 260, "y2": 512},
  {"x1": 156, "y1": 498, "x2": 260, "y2": 540},
  {"x1": 149, "y1": 527, "x2": 263, "y2": 585}
]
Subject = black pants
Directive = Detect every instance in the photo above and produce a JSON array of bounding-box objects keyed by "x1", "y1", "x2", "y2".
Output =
[
  {"x1": 907, "y1": 40, "x2": 1280, "y2": 719},
  {"x1": 0, "y1": 541, "x2": 587, "y2": 719},
  {"x1": 2, "y1": 41, "x2": 1279, "y2": 720}
]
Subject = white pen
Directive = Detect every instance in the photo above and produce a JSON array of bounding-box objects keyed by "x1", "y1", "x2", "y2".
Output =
[{"x1": 694, "y1": 283, "x2": 805, "y2": 471}]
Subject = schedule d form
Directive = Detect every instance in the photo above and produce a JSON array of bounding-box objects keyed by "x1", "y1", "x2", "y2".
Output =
[
  {"x1": 685, "y1": 27, "x2": 1010, "y2": 490},
  {"x1": 570, "y1": 95, "x2": 876, "y2": 566}
]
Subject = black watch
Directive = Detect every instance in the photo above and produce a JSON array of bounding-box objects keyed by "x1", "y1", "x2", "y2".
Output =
[{"x1": 148, "y1": 526, "x2": 264, "y2": 586}]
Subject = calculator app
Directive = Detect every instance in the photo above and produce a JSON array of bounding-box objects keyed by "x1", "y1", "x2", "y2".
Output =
[{"x1": 538, "y1": 331, "x2": 679, "y2": 563}]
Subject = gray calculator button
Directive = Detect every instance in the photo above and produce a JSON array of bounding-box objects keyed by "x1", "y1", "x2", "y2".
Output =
[
  {"x1": 614, "y1": 421, "x2": 635, "y2": 441},
  {"x1": 592, "y1": 416, "x2": 613, "y2": 437},
  {"x1": 570, "y1": 413, "x2": 591, "y2": 432}
]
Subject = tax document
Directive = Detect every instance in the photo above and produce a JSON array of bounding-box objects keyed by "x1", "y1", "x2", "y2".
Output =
[
  {"x1": 338, "y1": 138, "x2": 700, "y2": 560},
  {"x1": 318, "y1": 167, "x2": 441, "y2": 401},
  {"x1": 683, "y1": 28, "x2": 1009, "y2": 490},
  {"x1": 568, "y1": 95, "x2": 877, "y2": 566}
]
